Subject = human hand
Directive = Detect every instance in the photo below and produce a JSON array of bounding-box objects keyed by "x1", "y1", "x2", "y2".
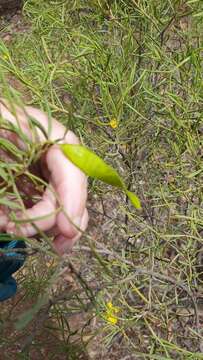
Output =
[{"x1": 0, "y1": 100, "x2": 88, "y2": 255}]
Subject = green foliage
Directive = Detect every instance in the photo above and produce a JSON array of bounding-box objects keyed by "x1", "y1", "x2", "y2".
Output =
[{"x1": 0, "y1": 0, "x2": 202, "y2": 358}]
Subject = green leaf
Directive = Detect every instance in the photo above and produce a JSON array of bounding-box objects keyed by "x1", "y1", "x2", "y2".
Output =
[
  {"x1": 61, "y1": 144, "x2": 123, "y2": 187},
  {"x1": 61, "y1": 144, "x2": 141, "y2": 209},
  {"x1": 0, "y1": 233, "x2": 25, "y2": 242},
  {"x1": 0, "y1": 166, "x2": 8, "y2": 181},
  {"x1": 0, "y1": 138, "x2": 23, "y2": 160},
  {"x1": 126, "y1": 190, "x2": 141, "y2": 209},
  {"x1": 0, "y1": 197, "x2": 22, "y2": 209},
  {"x1": 28, "y1": 115, "x2": 48, "y2": 140}
]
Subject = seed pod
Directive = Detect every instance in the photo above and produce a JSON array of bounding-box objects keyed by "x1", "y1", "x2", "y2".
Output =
[{"x1": 61, "y1": 144, "x2": 141, "y2": 209}]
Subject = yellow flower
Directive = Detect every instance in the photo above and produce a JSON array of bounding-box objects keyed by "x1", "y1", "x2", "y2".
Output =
[
  {"x1": 103, "y1": 301, "x2": 120, "y2": 325},
  {"x1": 105, "y1": 314, "x2": 118, "y2": 325},
  {"x1": 109, "y1": 118, "x2": 118, "y2": 129},
  {"x1": 3, "y1": 54, "x2": 9, "y2": 60}
]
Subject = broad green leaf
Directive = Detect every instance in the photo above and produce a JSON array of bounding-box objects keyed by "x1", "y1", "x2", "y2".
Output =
[
  {"x1": 61, "y1": 144, "x2": 141, "y2": 209},
  {"x1": 61, "y1": 144, "x2": 123, "y2": 187}
]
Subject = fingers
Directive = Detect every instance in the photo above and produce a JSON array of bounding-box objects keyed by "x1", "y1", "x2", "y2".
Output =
[
  {"x1": 0, "y1": 100, "x2": 31, "y2": 148},
  {"x1": 6, "y1": 188, "x2": 56, "y2": 237},
  {"x1": 53, "y1": 208, "x2": 88, "y2": 255},
  {"x1": 24, "y1": 106, "x2": 67, "y2": 142},
  {"x1": 0, "y1": 100, "x2": 69, "y2": 144},
  {"x1": 46, "y1": 144, "x2": 88, "y2": 239},
  {"x1": 0, "y1": 100, "x2": 88, "y2": 250}
]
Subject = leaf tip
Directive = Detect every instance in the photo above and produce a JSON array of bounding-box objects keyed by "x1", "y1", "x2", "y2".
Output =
[{"x1": 126, "y1": 190, "x2": 141, "y2": 210}]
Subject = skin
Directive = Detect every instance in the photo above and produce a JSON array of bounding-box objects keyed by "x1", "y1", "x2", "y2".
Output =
[{"x1": 0, "y1": 100, "x2": 88, "y2": 255}]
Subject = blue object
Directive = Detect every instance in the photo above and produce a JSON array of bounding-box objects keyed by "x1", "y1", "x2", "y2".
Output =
[
  {"x1": 0, "y1": 277, "x2": 17, "y2": 301},
  {"x1": 0, "y1": 236, "x2": 26, "y2": 301}
]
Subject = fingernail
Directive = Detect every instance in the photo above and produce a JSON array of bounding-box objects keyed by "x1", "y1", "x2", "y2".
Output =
[
  {"x1": 7, "y1": 222, "x2": 23, "y2": 236},
  {"x1": 6, "y1": 222, "x2": 15, "y2": 234}
]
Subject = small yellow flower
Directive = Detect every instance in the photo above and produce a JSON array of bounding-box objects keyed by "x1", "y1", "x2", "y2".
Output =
[
  {"x1": 3, "y1": 54, "x2": 9, "y2": 60},
  {"x1": 105, "y1": 314, "x2": 118, "y2": 325},
  {"x1": 109, "y1": 118, "x2": 118, "y2": 129},
  {"x1": 103, "y1": 301, "x2": 120, "y2": 325}
]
